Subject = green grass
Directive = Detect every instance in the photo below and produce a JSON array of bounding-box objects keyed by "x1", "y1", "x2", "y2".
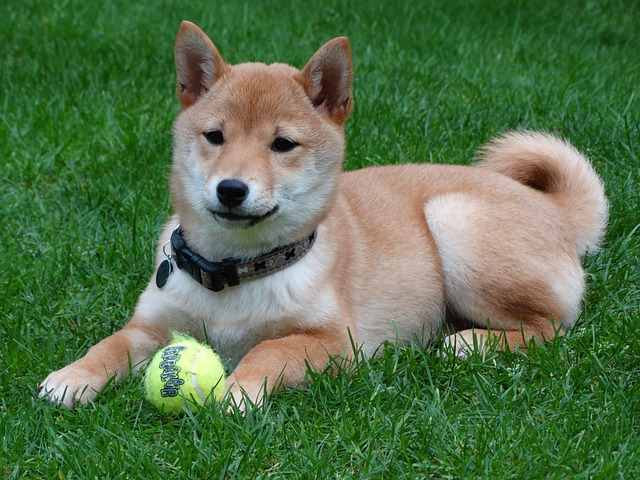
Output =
[{"x1": 2, "y1": 0, "x2": 639, "y2": 477}]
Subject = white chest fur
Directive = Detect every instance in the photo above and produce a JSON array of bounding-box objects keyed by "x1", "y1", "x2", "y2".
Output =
[{"x1": 135, "y1": 225, "x2": 336, "y2": 365}]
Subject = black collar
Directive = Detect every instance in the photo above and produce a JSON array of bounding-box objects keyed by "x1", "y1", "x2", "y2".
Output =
[{"x1": 156, "y1": 226, "x2": 317, "y2": 292}]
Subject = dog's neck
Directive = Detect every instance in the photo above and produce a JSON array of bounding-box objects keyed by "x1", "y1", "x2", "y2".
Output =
[
  {"x1": 168, "y1": 225, "x2": 317, "y2": 292},
  {"x1": 177, "y1": 213, "x2": 317, "y2": 262}
]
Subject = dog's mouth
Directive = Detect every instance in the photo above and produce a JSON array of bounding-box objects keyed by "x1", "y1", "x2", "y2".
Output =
[{"x1": 209, "y1": 205, "x2": 279, "y2": 227}]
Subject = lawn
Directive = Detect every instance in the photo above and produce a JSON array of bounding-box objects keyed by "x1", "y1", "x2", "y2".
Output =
[{"x1": 1, "y1": 0, "x2": 639, "y2": 477}]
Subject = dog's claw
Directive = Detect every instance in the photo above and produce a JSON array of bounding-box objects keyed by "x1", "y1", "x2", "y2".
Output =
[{"x1": 39, "y1": 363, "x2": 106, "y2": 408}]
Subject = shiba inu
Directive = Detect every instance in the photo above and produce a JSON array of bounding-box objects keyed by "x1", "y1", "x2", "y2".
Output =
[{"x1": 39, "y1": 21, "x2": 608, "y2": 410}]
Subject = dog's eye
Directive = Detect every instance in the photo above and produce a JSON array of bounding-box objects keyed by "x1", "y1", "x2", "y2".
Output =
[
  {"x1": 204, "y1": 130, "x2": 224, "y2": 145},
  {"x1": 271, "y1": 137, "x2": 298, "y2": 153}
]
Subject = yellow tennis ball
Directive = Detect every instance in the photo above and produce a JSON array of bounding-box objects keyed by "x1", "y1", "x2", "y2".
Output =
[{"x1": 144, "y1": 333, "x2": 225, "y2": 414}]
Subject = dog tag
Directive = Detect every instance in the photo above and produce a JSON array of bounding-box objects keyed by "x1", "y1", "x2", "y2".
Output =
[{"x1": 156, "y1": 260, "x2": 173, "y2": 288}]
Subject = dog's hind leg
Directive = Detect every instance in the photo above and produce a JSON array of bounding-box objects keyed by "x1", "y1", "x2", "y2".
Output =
[{"x1": 424, "y1": 192, "x2": 583, "y2": 357}]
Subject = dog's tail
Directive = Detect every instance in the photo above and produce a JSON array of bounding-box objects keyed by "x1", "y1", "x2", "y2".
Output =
[{"x1": 476, "y1": 131, "x2": 608, "y2": 256}]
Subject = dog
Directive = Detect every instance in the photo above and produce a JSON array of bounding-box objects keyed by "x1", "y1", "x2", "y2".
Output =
[{"x1": 39, "y1": 21, "x2": 608, "y2": 410}]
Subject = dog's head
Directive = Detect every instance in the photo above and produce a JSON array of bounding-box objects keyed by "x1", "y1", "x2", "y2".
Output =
[{"x1": 170, "y1": 21, "x2": 352, "y2": 256}]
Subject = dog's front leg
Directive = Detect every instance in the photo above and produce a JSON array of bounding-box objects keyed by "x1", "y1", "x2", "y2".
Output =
[
  {"x1": 39, "y1": 318, "x2": 168, "y2": 408},
  {"x1": 226, "y1": 328, "x2": 347, "y2": 411}
]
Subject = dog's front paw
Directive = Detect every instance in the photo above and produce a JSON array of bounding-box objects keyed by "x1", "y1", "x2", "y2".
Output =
[
  {"x1": 224, "y1": 374, "x2": 266, "y2": 413},
  {"x1": 39, "y1": 362, "x2": 108, "y2": 408}
]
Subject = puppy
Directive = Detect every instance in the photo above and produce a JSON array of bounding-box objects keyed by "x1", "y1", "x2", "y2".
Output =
[{"x1": 40, "y1": 21, "x2": 608, "y2": 409}]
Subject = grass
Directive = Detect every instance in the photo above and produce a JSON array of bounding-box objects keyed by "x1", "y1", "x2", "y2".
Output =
[{"x1": 1, "y1": 0, "x2": 639, "y2": 477}]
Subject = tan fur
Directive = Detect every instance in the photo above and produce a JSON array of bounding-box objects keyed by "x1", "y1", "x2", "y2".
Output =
[{"x1": 40, "y1": 21, "x2": 608, "y2": 410}]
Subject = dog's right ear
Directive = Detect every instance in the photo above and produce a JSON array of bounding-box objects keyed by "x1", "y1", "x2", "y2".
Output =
[{"x1": 175, "y1": 21, "x2": 227, "y2": 109}]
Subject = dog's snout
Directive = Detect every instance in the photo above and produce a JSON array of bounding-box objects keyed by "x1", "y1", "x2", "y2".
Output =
[{"x1": 217, "y1": 179, "x2": 249, "y2": 208}]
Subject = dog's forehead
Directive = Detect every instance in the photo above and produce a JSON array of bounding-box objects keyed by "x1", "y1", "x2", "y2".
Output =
[{"x1": 216, "y1": 63, "x2": 310, "y2": 125}]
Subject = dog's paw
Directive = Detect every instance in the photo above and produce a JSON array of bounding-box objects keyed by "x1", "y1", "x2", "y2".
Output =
[
  {"x1": 224, "y1": 374, "x2": 265, "y2": 414},
  {"x1": 39, "y1": 362, "x2": 108, "y2": 408},
  {"x1": 441, "y1": 331, "x2": 485, "y2": 358}
]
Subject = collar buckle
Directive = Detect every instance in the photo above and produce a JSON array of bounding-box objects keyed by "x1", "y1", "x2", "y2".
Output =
[
  {"x1": 200, "y1": 266, "x2": 226, "y2": 292},
  {"x1": 201, "y1": 259, "x2": 239, "y2": 292}
]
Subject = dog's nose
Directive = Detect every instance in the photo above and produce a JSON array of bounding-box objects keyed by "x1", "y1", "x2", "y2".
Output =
[{"x1": 217, "y1": 179, "x2": 249, "y2": 208}]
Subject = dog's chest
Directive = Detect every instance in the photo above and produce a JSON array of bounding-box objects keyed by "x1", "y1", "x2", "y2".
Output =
[{"x1": 163, "y1": 250, "x2": 334, "y2": 364}]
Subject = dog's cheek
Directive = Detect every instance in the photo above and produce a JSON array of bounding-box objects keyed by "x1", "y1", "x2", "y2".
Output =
[{"x1": 178, "y1": 148, "x2": 210, "y2": 213}]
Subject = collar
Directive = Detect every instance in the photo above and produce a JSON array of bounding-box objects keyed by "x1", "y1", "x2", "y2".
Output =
[{"x1": 156, "y1": 226, "x2": 317, "y2": 292}]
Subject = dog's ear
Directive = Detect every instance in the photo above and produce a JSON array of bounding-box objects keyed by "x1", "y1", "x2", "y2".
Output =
[
  {"x1": 175, "y1": 21, "x2": 228, "y2": 109},
  {"x1": 299, "y1": 37, "x2": 353, "y2": 124}
]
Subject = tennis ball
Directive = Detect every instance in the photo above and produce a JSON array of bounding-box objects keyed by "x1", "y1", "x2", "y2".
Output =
[{"x1": 144, "y1": 333, "x2": 225, "y2": 414}]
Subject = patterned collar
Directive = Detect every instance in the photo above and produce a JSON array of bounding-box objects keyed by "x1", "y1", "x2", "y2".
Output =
[{"x1": 155, "y1": 226, "x2": 317, "y2": 292}]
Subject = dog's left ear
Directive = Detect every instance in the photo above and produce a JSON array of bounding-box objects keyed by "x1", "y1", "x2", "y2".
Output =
[{"x1": 299, "y1": 37, "x2": 353, "y2": 125}]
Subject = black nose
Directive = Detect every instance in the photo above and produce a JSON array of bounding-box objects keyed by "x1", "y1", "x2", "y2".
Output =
[{"x1": 217, "y1": 179, "x2": 249, "y2": 208}]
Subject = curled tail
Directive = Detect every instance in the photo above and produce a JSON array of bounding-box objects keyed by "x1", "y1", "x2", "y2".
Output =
[{"x1": 476, "y1": 131, "x2": 608, "y2": 256}]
